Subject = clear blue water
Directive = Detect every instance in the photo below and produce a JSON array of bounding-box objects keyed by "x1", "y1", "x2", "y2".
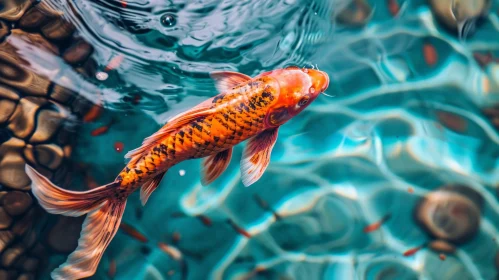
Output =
[{"x1": 33, "y1": 0, "x2": 499, "y2": 279}]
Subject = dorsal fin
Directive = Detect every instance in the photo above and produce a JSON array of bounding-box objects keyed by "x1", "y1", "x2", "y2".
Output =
[
  {"x1": 124, "y1": 103, "x2": 216, "y2": 163},
  {"x1": 210, "y1": 71, "x2": 251, "y2": 93}
]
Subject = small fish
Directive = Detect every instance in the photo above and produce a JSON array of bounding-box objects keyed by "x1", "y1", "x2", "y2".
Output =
[
  {"x1": 363, "y1": 213, "x2": 391, "y2": 233},
  {"x1": 83, "y1": 104, "x2": 103, "y2": 123},
  {"x1": 403, "y1": 243, "x2": 426, "y2": 257},
  {"x1": 227, "y1": 219, "x2": 251, "y2": 238},
  {"x1": 171, "y1": 231, "x2": 181, "y2": 244},
  {"x1": 157, "y1": 242, "x2": 182, "y2": 260},
  {"x1": 253, "y1": 194, "x2": 281, "y2": 220},
  {"x1": 423, "y1": 43, "x2": 438, "y2": 66},
  {"x1": 108, "y1": 259, "x2": 116, "y2": 278},
  {"x1": 119, "y1": 223, "x2": 148, "y2": 243},
  {"x1": 387, "y1": 0, "x2": 400, "y2": 16},
  {"x1": 473, "y1": 52, "x2": 494, "y2": 68},
  {"x1": 24, "y1": 67, "x2": 329, "y2": 279},
  {"x1": 196, "y1": 215, "x2": 213, "y2": 227},
  {"x1": 105, "y1": 54, "x2": 124, "y2": 72}
]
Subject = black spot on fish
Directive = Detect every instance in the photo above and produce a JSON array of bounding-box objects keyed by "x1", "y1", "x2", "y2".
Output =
[
  {"x1": 188, "y1": 128, "x2": 193, "y2": 135},
  {"x1": 240, "y1": 103, "x2": 250, "y2": 112},
  {"x1": 116, "y1": 175, "x2": 123, "y2": 182},
  {"x1": 262, "y1": 91, "x2": 271, "y2": 98},
  {"x1": 223, "y1": 113, "x2": 229, "y2": 121},
  {"x1": 192, "y1": 122, "x2": 203, "y2": 132},
  {"x1": 178, "y1": 138, "x2": 184, "y2": 144},
  {"x1": 204, "y1": 140, "x2": 210, "y2": 145},
  {"x1": 135, "y1": 169, "x2": 143, "y2": 174},
  {"x1": 179, "y1": 130, "x2": 185, "y2": 137},
  {"x1": 214, "y1": 136, "x2": 220, "y2": 142},
  {"x1": 213, "y1": 94, "x2": 225, "y2": 103},
  {"x1": 237, "y1": 131, "x2": 243, "y2": 136},
  {"x1": 244, "y1": 121, "x2": 252, "y2": 126},
  {"x1": 228, "y1": 135, "x2": 235, "y2": 140},
  {"x1": 125, "y1": 167, "x2": 130, "y2": 172},
  {"x1": 249, "y1": 102, "x2": 256, "y2": 110}
]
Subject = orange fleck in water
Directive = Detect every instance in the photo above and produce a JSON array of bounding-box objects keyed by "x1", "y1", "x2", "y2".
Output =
[
  {"x1": 119, "y1": 223, "x2": 148, "y2": 243},
  {"x1": 133, "y1": 94, "x2": 141, "y2": 105},
  {"x1": 91, "y1": 125, "x2": 110, "y2": 136},
  {"x1": 105, "y1": 55, "x2": 124, "y2": 71},
  {"x1": 120, "y1": 0, "x2": 127, "y2": 8},
  {"x1": 108, "y1": 259, "x2": 116, "y2": 277},
  {"x1": 172, "y1": 231, "x2": 181, "y2": 244},
  {"x1": 158, "y1": 242, "x2": 182, "y2": 260},
  {"x1": 437, "y1": 111, "x2": 468, "y2": 133},
  {"x1": 388, "y1": 0, "x2": 400, "y2": 16},
  {"x1": 83, "y1": 105, "x2": 103, "y2": 123},
  {"x1": 439, "y1": 254, "x2": 446, "y2": 261},
  {"x1": 85, "y1": 174, "x2": 99, "y2": 189},
  {"x1": 197, "y1": 215, "x2": 212, "y2": 227},
  {"x1": 114, "y1": 142, "x2": 124, "y2": 153},
  {"x1": 473, "y1": 52, "x2": 493, "y2": 67},
  {"x1": 423, "y1": 43, "x2": 438, "y2": 66},
  {"x1": 408, "y1": 187, "x2": 414, "y2": 193},
  {"x1": 228, "y1": 219, "x2": 251, "y2": 238},
  {"x1": 363, "y1": 213, "x2": 391, "y2": 233},
  {"x1": 403, "y1": 245, "x2": 423, "y2": 257}
]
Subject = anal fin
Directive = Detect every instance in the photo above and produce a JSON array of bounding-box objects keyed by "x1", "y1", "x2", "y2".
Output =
[
  {"x1": 201, "y1": 148, "x2": 233, "y2": 186},
  {"x1": 140, "y1": 171, "x2": 166, "y2": 206}
]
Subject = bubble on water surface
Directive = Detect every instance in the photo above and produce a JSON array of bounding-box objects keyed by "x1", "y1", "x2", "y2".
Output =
[{"x1": 160, "y1": 13, "x2": 176, "y2": 27}]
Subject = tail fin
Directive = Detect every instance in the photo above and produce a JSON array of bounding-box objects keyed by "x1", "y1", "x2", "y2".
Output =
[{"x1": 25, "y1": 165, "x2": 127, "y2": 280}]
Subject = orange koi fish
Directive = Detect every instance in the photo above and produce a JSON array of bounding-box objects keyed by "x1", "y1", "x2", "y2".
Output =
[{"x1": 25, "y1": 66, "x2": 329, "y2": 279}]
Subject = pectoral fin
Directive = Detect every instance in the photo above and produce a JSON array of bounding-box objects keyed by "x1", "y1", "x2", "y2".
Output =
[
  {"x1": 202, "y1": 148, "x2": 233, "y2": 185},
  {"x1": 140, "y1": 171, "x2": 166, "y2": 206},
  {"x1": 240, "y1": 127, "x2": 279, "y2": 187}
]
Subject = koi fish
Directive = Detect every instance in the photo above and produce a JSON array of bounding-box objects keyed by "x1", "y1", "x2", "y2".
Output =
[{"x1": 25, "y1": 66, "x2": 329, "y2": 280}]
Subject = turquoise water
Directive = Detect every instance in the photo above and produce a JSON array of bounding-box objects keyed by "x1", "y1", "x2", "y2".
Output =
[{"x1": 33, "y1": 0, "x2": 499, "y2": 279}]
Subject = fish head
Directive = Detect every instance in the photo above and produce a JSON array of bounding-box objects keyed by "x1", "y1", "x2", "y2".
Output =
[{"x1": 263, "y1": 66, "x2": 329, "y2": 127}]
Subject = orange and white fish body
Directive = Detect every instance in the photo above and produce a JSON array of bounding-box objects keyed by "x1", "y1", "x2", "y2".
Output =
[{"x1": 25, "y1": 67, "x2": 329, "y2": 280}]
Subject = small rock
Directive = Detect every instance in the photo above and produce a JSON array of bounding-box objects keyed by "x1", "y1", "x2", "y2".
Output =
[
  {"x1": 22, "y1": 257, "x2": 38, "y2": 272},
  {"x1": 7, "y1": 97, "x2": 45, "y2": 139},
  {"x1": 0, "y1": 20, "x2": 9, "y2": 42},
  {"x1": 30, "y1": 109, "x2": 64, "y2": 143},
  {"x1": 41, "y1": 18, "x2": 75, "y2": 41},
  {"x1": 0, "y1": 0, "x2": 32, "y2": 21},
  {"x1": 2, "y1": 244, "x2": 25, "y2": 267},
  {"x1": 34, "y1": 144, "x2": 64, "y2": 170},
  {"x1": 0, "y1": 207, "x2": 12, "y2": 230},
  {"x1": 0, "y1": 99, "x2": 17, "y2": 125},
  {"x1": 63, "y1": 38, "x2": 93, "y2": 65},
  {"x1": 2, "y1": 191, "x2": 32, "y2": 216},
  {"x1": 0, "y1": 231, "x2": 14, "y2": 253}
]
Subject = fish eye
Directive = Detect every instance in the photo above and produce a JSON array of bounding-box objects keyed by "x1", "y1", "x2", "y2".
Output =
[{"x1": 298, "y1": 96, "x2": 310, "y2": 106}]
